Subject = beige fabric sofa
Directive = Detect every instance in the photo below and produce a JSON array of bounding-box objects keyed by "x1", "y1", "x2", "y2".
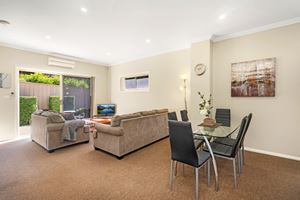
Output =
[
  {"x1": 31, "y1": 114, "x2": 89, "y2": 153},
  {"x1": 93, "y1": 109, "x2": 168, "y2": 158}
]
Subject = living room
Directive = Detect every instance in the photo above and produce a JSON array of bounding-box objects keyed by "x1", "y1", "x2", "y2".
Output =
[{"x1": 0, "y1": 1, "x2": 299, "y2": 200}]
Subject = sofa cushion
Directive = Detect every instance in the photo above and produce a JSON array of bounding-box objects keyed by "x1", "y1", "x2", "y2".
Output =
[
  {"x1": 40, "y1": 111, "x2": 65, "y2": 123},
  {"x1": 48, "y1": 114, "x2": 65, "y2": 123},
  {"x1": 141, "y1": 110, "x2": 156, "y2": 116},
  {"x1": 155, "y1": 108, "x2": 168, "y2": 114},
  {"x1": 61, "y1": 112, "x2": 75, "y2": 121},
  {"x1": 33, "y1": 109, "x2": 43, "y2": 115},
  {"x1": 111, "y1": 112, "x2": 142, "y2": 127},
  {"x1": 41, "y1": 111, "x2": 54, "y2": 117}
]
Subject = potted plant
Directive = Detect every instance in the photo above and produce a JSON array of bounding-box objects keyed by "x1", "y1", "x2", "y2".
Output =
[{"x1": 198, "y1": 92, "x2": 215, "y2": 128}]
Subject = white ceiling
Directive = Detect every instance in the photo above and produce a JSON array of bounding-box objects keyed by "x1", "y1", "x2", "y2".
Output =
[{"x1": 0, "y1": 0, "x2": 300, "y2": 65}]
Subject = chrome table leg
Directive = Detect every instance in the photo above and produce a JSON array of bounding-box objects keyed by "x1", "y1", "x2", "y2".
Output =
[
  {"x1": 195, "y1": 167, "x2": 199, "y2": 200},
  {"x1": 233, "y1": 158, "x2": 237, "y2": 189}
]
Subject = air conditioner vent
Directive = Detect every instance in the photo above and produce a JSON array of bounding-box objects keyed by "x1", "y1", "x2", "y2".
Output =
[{"x1": 48, "y1": 57, "x2": 75, "y2": 69}]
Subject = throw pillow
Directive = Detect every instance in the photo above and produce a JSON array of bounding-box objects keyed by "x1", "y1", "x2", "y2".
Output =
[
  {"x1": 111, "y1": 115, "x2": 121, "y2": 127},
  {"x1": 33, "y1": 109, "x2": 43, "y2": 115},
  {"x1": 41, "y1": 111, "x2": 54, "y2": 117},
  {"x1": 48, "y1": 113, "x2": 65, "y2": 123},
  {"x1": 61, "y1": 112, "x2": 75, "y2": 121}
]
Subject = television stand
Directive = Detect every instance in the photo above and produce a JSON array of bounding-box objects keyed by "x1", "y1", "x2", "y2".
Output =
[
  {"x1": 102, "y1": 116, "x2": 112, "y2": 119},
  {"x1": 92, "y1": 115, "x2": 113, "y2": 119}
]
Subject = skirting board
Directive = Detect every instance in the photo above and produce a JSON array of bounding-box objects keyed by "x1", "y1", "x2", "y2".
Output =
[{"x1": 245, "y1": 147, "x2": 300, "y2": 161}]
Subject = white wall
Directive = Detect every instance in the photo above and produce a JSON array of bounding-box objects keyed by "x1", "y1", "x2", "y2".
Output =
[
  {"x1": 0, "y1": 45, "x2": 109, "y2": 141},
  {"x1": 110, "y1": 49, "x2": 190, "y2": 115},
  {"x1": 189, "y1": 40, "x2": 212, "y2": 130},
  {"x1": 212, "y1": 23, "x2": 300, "y2": 158}
]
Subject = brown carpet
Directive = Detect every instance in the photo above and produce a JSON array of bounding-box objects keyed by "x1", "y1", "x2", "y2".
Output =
[{"x1": 0, "y1": 138, "x2": 299, "y2": 200}]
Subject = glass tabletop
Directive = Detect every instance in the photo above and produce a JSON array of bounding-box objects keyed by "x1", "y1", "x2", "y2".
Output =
[{"x1": 194, "y1": 124, "x2": 239, "y2": 138}]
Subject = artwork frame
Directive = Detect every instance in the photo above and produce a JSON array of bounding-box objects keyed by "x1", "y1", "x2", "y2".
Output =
[
  {"x1": 0, "y1": 73, "x2": 11, "y2": 89},
  {"x1": 231, "y1": 58, "x2": 276, "y2": 97}
]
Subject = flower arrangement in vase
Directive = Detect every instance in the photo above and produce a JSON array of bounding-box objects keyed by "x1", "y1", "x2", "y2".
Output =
[{"x1": 198, "y1": 92, "x2": 216, "y2": 128}]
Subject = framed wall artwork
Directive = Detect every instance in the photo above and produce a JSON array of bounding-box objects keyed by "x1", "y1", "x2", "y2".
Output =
[
  {"x1": 0, "y1": 73, "x2": 11, "y2": 89},
  {"x1": 231, "y1": 58, "x2": 276, "y2": 97}
]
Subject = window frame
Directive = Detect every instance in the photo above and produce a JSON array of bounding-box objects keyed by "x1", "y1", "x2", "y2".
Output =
[{"x1": 120, "y1": 72, "x2": 150, "y2": 92}]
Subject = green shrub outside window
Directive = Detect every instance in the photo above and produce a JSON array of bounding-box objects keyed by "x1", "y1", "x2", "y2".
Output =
[
  {"x1": 19, "y1": 73, "x2": 60, "y2": 85},
  {"x1": 63, "y1": 77, "x2": 89, "y2": 89},
  {"x1": 49, "y1": 96, "x2": 60, "y2": 112},
  {"x1": 20, "y1": 96, "x2": 37, "y2": 126}
]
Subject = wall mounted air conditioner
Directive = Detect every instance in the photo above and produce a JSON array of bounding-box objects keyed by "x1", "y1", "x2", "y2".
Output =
[{"x1": 48, "y1": 57, "x2": 75, "y2": 69}]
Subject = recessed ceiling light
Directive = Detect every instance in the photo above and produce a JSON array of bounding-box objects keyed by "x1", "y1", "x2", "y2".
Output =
[
  {"x1": 81, "y1": 7, "x2": 87, "y2": 13},
  {"x1": 145, "y1": 39, "x2": 151, "y2": 44},
  {"x1": 106, "y1": 52, "x2": 111, "y2": 56},
  {"x1": 45, "y1": 35, "x2": 51, "y2": 40},
  {"x1": 0, "y1": 19, "x2": 10, "y2": 25},
  {"x1": 218, "y1": 14, "x2": 227, "y2": 20}
]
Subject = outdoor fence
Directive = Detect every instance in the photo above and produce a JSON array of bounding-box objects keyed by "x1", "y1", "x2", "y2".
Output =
[{"x1": 20, "y1": 81, "x2": 60, "y2": 110}]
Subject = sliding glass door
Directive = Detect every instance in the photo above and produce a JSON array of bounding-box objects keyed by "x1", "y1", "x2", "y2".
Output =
[{"x1": 62, "y1": 75, "x2": 92, "y2": 118}]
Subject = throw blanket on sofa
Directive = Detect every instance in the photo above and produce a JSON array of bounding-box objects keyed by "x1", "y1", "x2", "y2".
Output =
[{"x1": 63, "y1": 119, "x2": 85, "y2": 141}]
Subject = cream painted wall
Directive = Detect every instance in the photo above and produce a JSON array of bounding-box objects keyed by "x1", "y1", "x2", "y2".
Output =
[
  {"x1": 0, "y1": 46, "x2": 109, "y2": 141},
  {"x1": 189, "y1": 40, "x2": 212, "y2": 130},
  {"x1": 212, "y1": 23, "x2": 300, "y2": 158},
  {"x1": 110, "y1": 49, "x2": 190, "y2": 115}
]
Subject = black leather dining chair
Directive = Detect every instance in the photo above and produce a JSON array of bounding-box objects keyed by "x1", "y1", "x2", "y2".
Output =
[
  {"x1": 214, "y1": 113, "x2": 252, "y2": 172},
  {"x1": 215, "y1": 108, "x2": 231, "y2": 127},
  {"x1": 178, "y1": 109, "x2": 203, "y2": 149},
  {"x1": 179, "y1": 109, "x2": 207, "y2": 148},
  {"x1": 168, "y1": 120, "x2": 218, "y2": 200},
  {"x1": 180, "y1": 110, "x2": 189, "y2": 122},
  {"x1": 168, "y1": 112, "x2": 178, "y2": 121},
  {"x1": 204, "y1": 116, "x2": 248, "y2": 188}
]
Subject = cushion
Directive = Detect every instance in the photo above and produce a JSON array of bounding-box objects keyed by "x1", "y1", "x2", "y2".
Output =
[
  {"x1": 111, "y1": 112, "x2": 142, "y2": 127},
  {"x1": 41, "y1": 111, "x2": 54, "y2": 117},
  {"x1": 110, "y1": 116, "x2": 121, "y2": 127},
  {"x1": 155, "y1": 108, "x2": 168, "y2": 114},
  {"x1": 61, "y1": 112, "x2": 75, "y2": 121},
  {"x1": 48, "y1": 114, "x2": 65, "y2": 123},
  {"x1": 141, "y1": 110, "x2": 156, "y2": 116},
  {"x1": 33, "y1": 109, "x2": 43, "y2": 115},
  {"x1": 203, "y1": 142, "x2": 234, "y2": 157}
]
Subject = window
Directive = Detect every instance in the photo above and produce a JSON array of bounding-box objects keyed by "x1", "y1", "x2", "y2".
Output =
[{"x1": 121, "y1": 73, "x2": 149, "y2": 91}]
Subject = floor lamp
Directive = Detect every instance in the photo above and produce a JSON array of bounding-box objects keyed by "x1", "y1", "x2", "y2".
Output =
[{"x1": 180, "y1": 74, "x2": 188, "y2": 111}]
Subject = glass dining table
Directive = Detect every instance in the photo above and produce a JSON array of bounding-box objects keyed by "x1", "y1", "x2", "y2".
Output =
[
  {"x1": 195, "y1": 124, "x2": 239, "y2": 138},
  {"x1": 193, "y1": 124, "x2": 240, "y2": 191}
]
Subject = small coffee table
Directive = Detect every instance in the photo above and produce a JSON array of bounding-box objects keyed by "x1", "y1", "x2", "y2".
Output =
[
  {"x1": 90, "y1": 118, "x2": 111, "y2": 125},
  {"x1": 84, "y1": 118, "x2": 112, "y2": 132}
]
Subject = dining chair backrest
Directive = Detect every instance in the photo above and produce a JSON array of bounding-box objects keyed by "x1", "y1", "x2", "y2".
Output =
[
  {"x1": 231, "y1": 116, "x2": 248, "y2": 157},
  {"x1": 168, "y1": 112, "x2": 178, "y2": 121},
  {"x1": 180, "y1": 110, "x2": 189, "y2": 122},
  {"x1": 168, "y1": 120, "x2": 199, "y2": 167},
  {"x1": 240, "y1": 113, "x2": 252, "y2": 147},
  {"x1": 215, "y1": 108, "x2": 231, "y2": 127}
]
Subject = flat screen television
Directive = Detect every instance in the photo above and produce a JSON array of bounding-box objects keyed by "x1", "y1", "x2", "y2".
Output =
[{"x1": 97, "y1": 104, "x2": 116, "y2": 116}]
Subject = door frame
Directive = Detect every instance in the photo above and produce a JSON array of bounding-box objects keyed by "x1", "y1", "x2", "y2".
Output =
[
  {"x1": 61, "y1": 74, "x2": 93, "y2": 117},
  {"x1": 16, "y1": 66, "x2": 94, "y2": 137}
]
